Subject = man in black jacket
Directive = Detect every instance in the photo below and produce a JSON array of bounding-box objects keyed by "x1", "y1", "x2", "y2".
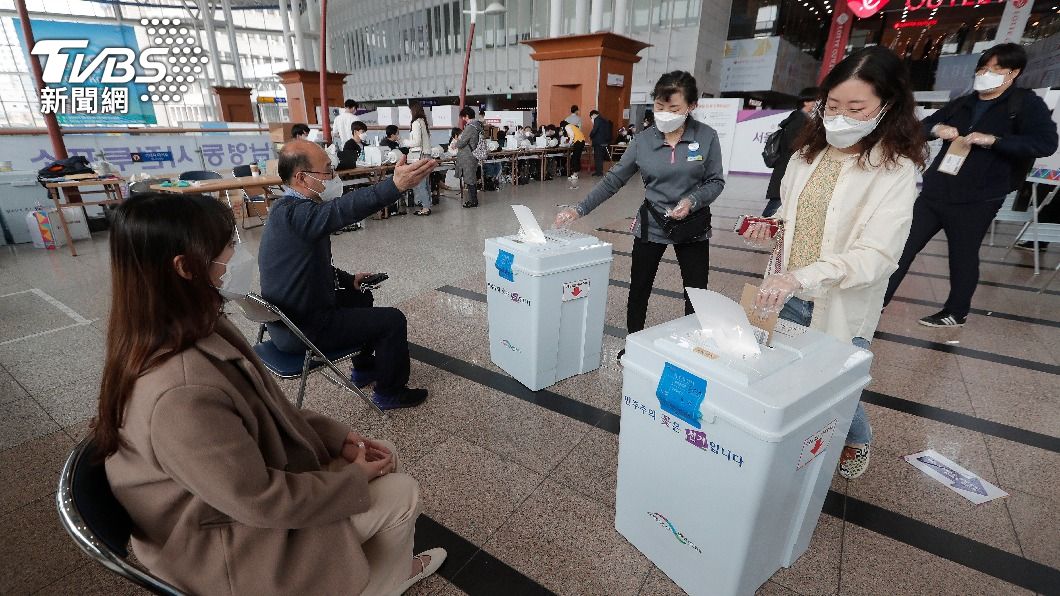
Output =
[
  {"x1": 763, "y1": 87, "x2": 818, "y2": 217},
  {"x1": 588, "y1": 110, "x2": 613, "y2": 177},
  {"x1": 259, "y1": 140, "x2": 436, "y2": 409},
  {"x1": 885, "y1": 43, "x2": 1058, "y2": 328}
]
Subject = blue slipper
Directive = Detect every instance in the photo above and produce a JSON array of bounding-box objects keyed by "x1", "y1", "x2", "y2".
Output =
[{"x1": 371, "y1": 388, "x2": 428, "y2": 410}]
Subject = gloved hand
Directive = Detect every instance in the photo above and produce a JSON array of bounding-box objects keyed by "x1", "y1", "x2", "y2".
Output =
[
  {"x1": 666, "y1": 198, "x2": 693, "y2": 220},
  {"x1": 554, "y1": 207, "x2": 580, "y2": 228},
  {"x1": 754, "y1": 273, "x2": 801, "y2": 314},
  {"x1": 741, "y1": 221, "x2": 776, "y2": 248}
]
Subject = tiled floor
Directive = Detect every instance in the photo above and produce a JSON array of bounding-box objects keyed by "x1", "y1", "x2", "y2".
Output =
[{"x1": 0, "y1": 173, "x2": 1057, "y2": 595}]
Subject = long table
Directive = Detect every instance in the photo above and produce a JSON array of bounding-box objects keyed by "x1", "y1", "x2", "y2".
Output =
[{"x1": 44, "y1": 177, "x2": 126, "y2": 257}]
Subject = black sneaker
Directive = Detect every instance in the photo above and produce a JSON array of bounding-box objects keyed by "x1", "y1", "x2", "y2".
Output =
[
  {"x1": 372, "y1": 387, "x2": 428, "y2": 410},
  {"x1": 1015, "y1": 240, "x2": 1050, "y2": 252},
  {"x1": 918, "y1": 311, "x2": 966, "y2": 328}
]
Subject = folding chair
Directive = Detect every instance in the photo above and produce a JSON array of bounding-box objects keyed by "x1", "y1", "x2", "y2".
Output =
[
  {"x1": 231, "y1": 165, "x2": 280, "y2": 230},
  {"x1": 1000, "y1": 182, "x2": 1060, "y2": 274},
  {"x1": 231, "y1": 293, "x2": 386, "y2": 417},
  {"x1": 57, "y1": 437, "x2": 185, "y2": 596}
]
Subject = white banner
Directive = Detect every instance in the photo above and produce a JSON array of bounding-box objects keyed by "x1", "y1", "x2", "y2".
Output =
[
  {"x1": 691, "y1": 99, "x2": 741, "y2": 175},
  {"x1": 995, "y1": 0, "x2": 1034, "y2": 44},
  {"x1": 721, "y1": 38, "x2": 780, "y2": 93},
  {"x1": 0, "y1": 133, "x2": 273, "y2": 177},
  {"x1": 729, "y1": 110, "x2": 789, "y2": 175}
]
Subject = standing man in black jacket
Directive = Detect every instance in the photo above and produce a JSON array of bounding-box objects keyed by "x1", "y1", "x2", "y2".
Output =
[
  {"x1": 763, "y1": 87, "x2": 818, "y2": 217},
  {"x1": 885, "y1": 43, "x2": 1058, "y2": 328},
  {"x1": 588, "y1": 110, "x2": 613, "y2": 177}
]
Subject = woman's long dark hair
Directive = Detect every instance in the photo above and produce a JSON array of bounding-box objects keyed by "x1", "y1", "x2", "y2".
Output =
[
  {"x1": 410, "y1": 100, "x2": 430, "y2": 134},
  {"x1": 93, "y1": 192, "x2": 234, "y2": 458},
  {"x1": 794, "y1": 46, "x2": 926, "y2": 170}
]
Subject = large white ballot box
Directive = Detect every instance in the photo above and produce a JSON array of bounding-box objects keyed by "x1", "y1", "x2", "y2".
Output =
[
  {"x1": 616, "y1": 314, "x2": 872, "y2": 596},
  {"x1": 483, "y1": 229, "x2": 613, "y2": 391}
]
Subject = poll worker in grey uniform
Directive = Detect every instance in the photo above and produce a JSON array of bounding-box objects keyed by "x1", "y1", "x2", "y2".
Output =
[{"x1": 555, "y1": 71, "x2": 725, "y2": 359}]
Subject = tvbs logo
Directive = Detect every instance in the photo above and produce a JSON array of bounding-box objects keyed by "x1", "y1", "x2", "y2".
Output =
[{"x1": 32, "y1": 40, "x2": 166, "y2": 85}]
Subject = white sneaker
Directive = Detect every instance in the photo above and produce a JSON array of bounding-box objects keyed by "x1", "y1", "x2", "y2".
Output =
[
  {"x1": 839, "y1": 444, "x2": 871, "y2": 479},
  {"x1": 393, "y1": 548, "x2": 447, "y2": 595}
]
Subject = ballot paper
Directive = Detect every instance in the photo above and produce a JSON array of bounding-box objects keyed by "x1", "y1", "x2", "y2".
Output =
[
  {"x1": 686, "y1": 287, "x2": 762, "y2": 360},
  {"x1": 512, "y1": 205, "x2": 547, "y2": 244}
]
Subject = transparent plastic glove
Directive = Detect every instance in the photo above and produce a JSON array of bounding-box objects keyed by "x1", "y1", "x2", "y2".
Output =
[
  {"x1": 554, "y1": 207, "x2": 579, "y2": 228},
  {"x1": 754, "y1": 273, "x2": 801, "y2": 315},
  {"x1": 665, "y1": 198, "x2": 693, "y2": 220},
  {"x1": 741, "y1": 221, "x2": 776, "y2": 248}
]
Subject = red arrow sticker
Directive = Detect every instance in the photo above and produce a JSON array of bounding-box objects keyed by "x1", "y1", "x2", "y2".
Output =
[{"x1": 797, "y1": 419, "x2": 838, "y2": 470}]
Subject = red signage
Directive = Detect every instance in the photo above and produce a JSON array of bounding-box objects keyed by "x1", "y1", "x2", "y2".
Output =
[
  {"x1": 894, "y1": 18, "x2": 939, "y2": 28},
  {"x1": 847, "y1": 0, "x2": 889, "y2": 18},
  {"x1": 819, "y1": 0, "x2": 856, "y2": 83},
  {"x1": 906, "y1": 0, "x2": 998, "y2": 9}
]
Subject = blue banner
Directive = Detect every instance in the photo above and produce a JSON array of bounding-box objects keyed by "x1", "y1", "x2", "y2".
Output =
[{"x1": 13, "y1": 18, "x2": 158, "y2": 125}]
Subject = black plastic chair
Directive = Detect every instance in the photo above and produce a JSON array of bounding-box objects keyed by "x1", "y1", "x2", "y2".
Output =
[
  {"x1": 177, "y1": 170, "x2": 222, "y2": 181},
  {"x1": 56, "y1": 438, "x2": 185, "y2": 596},
  {"x1": 231, "y1": 292, "x2": 386, "y2": 417}
]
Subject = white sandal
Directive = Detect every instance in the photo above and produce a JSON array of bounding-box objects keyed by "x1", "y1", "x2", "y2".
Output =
[{"x1": 392, "y1": 548, "x2": 447, "y2": 595}]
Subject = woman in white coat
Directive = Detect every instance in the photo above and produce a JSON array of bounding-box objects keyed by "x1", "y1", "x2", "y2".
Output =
[
  {"x1": 409, "y1": 101, "x2": 434, "y2": 216},
  {"x1": 743, "y1": 46, "x2": 925, "y2": 479}
]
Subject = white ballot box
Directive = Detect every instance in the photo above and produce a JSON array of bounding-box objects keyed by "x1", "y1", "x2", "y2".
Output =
[
  {"x1": 616, "y1": 313, "x2": 872, "y2": 596},
  {"x1": 483, "y1": 226, "x2": 613, "y2": 391}
]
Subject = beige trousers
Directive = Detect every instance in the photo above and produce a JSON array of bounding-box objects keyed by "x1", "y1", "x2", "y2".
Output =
[{"x1": 335, "y1": 440, "x2": 423, "y2": 596}]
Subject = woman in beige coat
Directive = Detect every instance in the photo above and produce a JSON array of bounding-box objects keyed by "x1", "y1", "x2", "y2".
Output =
[
  {"x1": 95, "y1": 192, "x2": 445, "y2": 595},
  {"x1": 743, "y1": 47, "x2": 925, "y2": 480}
]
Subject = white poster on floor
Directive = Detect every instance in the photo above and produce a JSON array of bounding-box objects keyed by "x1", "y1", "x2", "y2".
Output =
[
  {"x1": 729, "y1": 110, "x2": 789, "y2": 175},
  {"x1": 691, "y1": 99, "x2": 741, "y2": 175},
  {"x1": 904, "y1": 449, "x2": 1008, "y2": 505}
]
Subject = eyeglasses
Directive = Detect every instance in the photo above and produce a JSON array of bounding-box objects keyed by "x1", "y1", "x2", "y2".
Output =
[
  {"x1": 975, "y1": 67, "x2": 1012, "y2": 76},
  {"x1": 819, "y1": 102, "x2": 884, "y2": 120},
  {"x1": 303, "y1": 169, "x2": 336, "y2": 178}
]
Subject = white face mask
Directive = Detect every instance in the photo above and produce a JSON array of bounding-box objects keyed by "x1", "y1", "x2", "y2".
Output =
[
  {"x1": 213, "y1": 243, "x2": 256, "y2": 300},
  {"x1": 973, "y1": 71, "x2": 1008, "y2": 92},
  {"x1": 306, "y1": 173, "x2": 343, "y2": 202},
  {"x1": 822, "y1": 106, "x2": 887, "y2": 149},
  {"x1": 654, "y1": 110, "x2": 688, "y2": 134}
]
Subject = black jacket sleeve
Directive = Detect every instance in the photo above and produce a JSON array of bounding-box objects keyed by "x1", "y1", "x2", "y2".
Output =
[{"x1": 993, "y1": 92, "x2": 1060, "y2": 159}]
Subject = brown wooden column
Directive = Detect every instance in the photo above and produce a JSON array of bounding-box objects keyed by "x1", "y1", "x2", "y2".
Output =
[
  {"x1": 522, "y1": 33, "x2": 650, "y2": 138},
  {"x1": 212, "y1": 87, "x2": 254, "y2": 122},
  {"x1": 276, "y1": 69, "x2": 348, "y2": 124}
]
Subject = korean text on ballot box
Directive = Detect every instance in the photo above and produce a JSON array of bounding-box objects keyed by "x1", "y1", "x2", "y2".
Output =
[
  {"x1": 616, "y1": 288, "x2": 873, "y2": 596},
  {"x1": 483, "y1": 206, "x2": 613, "y2": 391}
]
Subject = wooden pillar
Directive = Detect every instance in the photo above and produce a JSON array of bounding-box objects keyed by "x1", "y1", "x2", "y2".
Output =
[
  {"x1": 212, "y1": 87, "x2": 254, "y2": 122},
  {"x1": 277, "y1": 69, "x2": 348, "y2": 124},
  {"x1": 522, "y1": 33, "x2": 650, "y2": 141}
]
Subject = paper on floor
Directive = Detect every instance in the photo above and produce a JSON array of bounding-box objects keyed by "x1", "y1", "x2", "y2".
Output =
[
  {"x1": 903, "y1": 449, "x2": 1008, "y2": 505},
  {"x1": 512, "y1": 205, "x2": 546, "y2": 244}
]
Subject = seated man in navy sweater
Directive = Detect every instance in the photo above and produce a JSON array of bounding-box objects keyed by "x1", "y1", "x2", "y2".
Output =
[{"x1": 259, "y1": 140, "x2": 436, "y2": 409}]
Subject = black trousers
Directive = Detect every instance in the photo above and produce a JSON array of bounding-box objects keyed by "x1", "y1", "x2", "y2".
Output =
[
  {"x1": 571, "y1": 141, "x2": 585, "y2": 173},
  {"x1": 885, "y1": 196, "x2": 1004, "y2": 318},
  {"x1": 592, "y1": 145, "x2": 606, "y2": 175},
  {"x1": 273, "y1": 271, "x2": 411, "y2": 394},
  {"x1": 628, "y1": 238, "x2": 710, "y2": 334}
]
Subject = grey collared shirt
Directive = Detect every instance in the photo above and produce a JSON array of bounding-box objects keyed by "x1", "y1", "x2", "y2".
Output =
[{"x1": 575, "y1": 118, "x2": 725, "y2": 244}]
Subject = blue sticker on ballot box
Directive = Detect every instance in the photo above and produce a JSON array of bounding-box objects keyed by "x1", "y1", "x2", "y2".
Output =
[
  {"x1": 656, "y1": 362, "x2": 707, "y2": 429},
  {"x1": 495, "y1": 250, "x2": 515, "y2": 282}
]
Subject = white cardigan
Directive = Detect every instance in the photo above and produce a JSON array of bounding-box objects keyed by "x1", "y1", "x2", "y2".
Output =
[
  {"x1": 409, "y1": 118, "x2": 431, "y2": 153},
  {"x1": 777, "y1": 146, "x2": 918, "y2": 342}
]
